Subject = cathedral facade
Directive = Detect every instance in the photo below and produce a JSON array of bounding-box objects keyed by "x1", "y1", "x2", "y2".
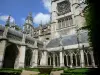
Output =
[{"x1": 0, "y1": 0, "x2": 97, "y2": 69}]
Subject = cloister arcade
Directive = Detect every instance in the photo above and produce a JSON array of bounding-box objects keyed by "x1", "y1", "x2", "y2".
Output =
[
  {"x1": 47, "y1": 47, "x2": 96, "y2": 68},
  {"x1": 1, "y1": 43, "x2": 96, "y2": 69},
  {"x1": 0, "y1": 26, "x2": 97, "y2": 69}
]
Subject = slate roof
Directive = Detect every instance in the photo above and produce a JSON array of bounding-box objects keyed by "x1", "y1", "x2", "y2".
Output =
[
  {"x1": 8, "y1": 28, "x2": 23, "y2": 38},
  {"x1": 46, "y1": 31, "x2": 88, "y2": 48}
]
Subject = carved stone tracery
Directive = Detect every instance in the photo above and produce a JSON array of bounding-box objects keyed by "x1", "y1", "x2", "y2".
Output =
[{"x1": 57, "y1": 0, "x2": 71, "y2": 16}]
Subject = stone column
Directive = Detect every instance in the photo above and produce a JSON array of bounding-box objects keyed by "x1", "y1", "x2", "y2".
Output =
[
  {"x1": 70, "y1": 53, "x2": 73, "y2": 68},
  {"x1": 75, "y1": 55, "x2": 78, "y2": 67},
  {"x1": 53, "y1": 53, "x2": 55, "y2": 67},
  {"x1": 68, "y1": 17, "x2": 70, "y2": 26},
  {"x1": 57, "y1": 56, "x2": 59, "y2": 67},
  {"x1": 50, "y1": 57, "x2": 51, "y2": 65},
  {"x1": 15, "y1": 34, "x2": 26, "y2": 69},
  {"x1": 31, "y1": 50, "x2": 35, "y2": 68},
  {"x1": 0, "y1": 40, "x2": 7, "y2": 68},
  {"x1": 0, "y1": 27, "x2": 8, "y2": 68},
  {"x1": 61, "y1": 20, "x2": 62, "y2": 28},
  {"x1": 80, "y1": 49, "x2": 85, "y2": 68},
  {"x1": 17, "y1": 45, "x2": 26, "y2": 68},
  {"x1": 90, "y1": 51, "x2": 95, "y2": 67},
  {"x1": 60, "y1": 51, "x2": 64, "y2": 67},
  {"x1": 40, "y1": 50, "x2": 47, "y2": 66},
  {"x1": 64, "y1": 19, "x2": 66, "y2": 27},
  {"x1": 86, "y1": 54, "x2": 89, "y2": 66},
  {"x1": 66, "y1": 55, "x2": 68, "y2": 66},
  {"x1": 33, "y1": 48, "x2": 38, "y2": 67}
]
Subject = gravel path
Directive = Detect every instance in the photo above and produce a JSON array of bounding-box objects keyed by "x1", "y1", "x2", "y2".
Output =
[
  {"x1": 50, "y1": 70, "x2": 63, "y2": 75},
  {"x1": 21, "y1": 70, "x2": 40, "y2": 75},
  {"x1": 21, "y1": 70, "x2": 63, "y2": 75}
]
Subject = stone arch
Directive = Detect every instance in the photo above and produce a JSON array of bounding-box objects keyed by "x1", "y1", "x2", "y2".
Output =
[
  {"x1": 25, "y1": 49, "x2": 33, "y2": 68},
  {"x1": 64, "y1": 51, "x2": 69, "y2": 67},
  {"x1": 84, "y1": 51, "x2": 88, "y2": 66},
  {"x1": 64, "y1": 55, "x2": 67, "y2": 66},
  {"x1": 38, "y1": 51, "x2": 42, "y2": 65},
  {"x1": 48, "y1": 53, "x2": 51, "y2": 66},
  {"x1": 76, "y1": 53, "x2": 80, "y2": 66},
  {"x1": 2, "y1": 43, "x2": 19, "y2": 68},
  {"x1": 48, "y1": 56, "x2": 50, "y2": 66},
  {"x1": 84, "y1": 49, "x2": 92, "y2": 67},
  {"x1": 67, "y1": 54, "x2": 71, "y2": 66},
  {"x1": 72, "y1": 53, "x2": 76, "y2": 66},
  {"x1": 51, "y1": 54, "x2": 53, "y2": 66},
  {"x1": 87, "y1": 52, "x2": 92, "y2": 66},
  {"x1": 48, "y1": 56, "x2": 53, "y2": 66},
  {"x1": 55, "y1": 53, "x2": 59, "y2": 66}
]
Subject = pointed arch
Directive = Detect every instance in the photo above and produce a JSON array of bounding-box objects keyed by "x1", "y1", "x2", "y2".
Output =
[
  {"x1": 25, "y1": 49, "x2": 33, "y2": 68},
  {"x1": 2, "y1": 43, "x2": 19, "y2": 68}
]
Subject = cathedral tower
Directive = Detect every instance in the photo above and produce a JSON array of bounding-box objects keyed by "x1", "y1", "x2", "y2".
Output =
[
  {"x1": 51, "y1": 0, "x2": 86, "y2": 39},
  {"x1": 23, "y1": 12, "x2": 34, "y2": 37}
]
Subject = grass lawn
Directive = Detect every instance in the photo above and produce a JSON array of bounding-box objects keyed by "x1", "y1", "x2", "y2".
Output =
[{"x1": 61, "y1": 68, "x2": 90, "y2": 75}]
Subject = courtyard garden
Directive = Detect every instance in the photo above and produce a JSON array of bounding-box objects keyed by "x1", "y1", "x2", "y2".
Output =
[{"x1": 0, "y1": 68, "x2": 96, "y2": 75}]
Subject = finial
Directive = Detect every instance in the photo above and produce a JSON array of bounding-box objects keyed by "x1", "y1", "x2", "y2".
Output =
[
  {"x1": 5, "y1": 15, "x2": 11, "y2": 27},
  {"x1": 40, "y1": 20, "x2": 42, "y2": 26},
  {"x1": 8, "y1": 15, "x2": 11, "y2": 21},
  {"x1": 28, "y1": 12, "x2": 32, "y2": 16}
]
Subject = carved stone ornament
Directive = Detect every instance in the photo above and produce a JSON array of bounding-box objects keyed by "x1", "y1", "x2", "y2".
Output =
[{"x1": 57, "y1": 0, "x2": 71, "y2": 16}]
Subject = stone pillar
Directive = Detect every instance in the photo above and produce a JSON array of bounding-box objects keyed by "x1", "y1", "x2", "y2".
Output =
[
  {"x1": 15, "y1": 34, "x2": 26, "y2": 69},
  {"x1": 66, "y1": 55, "x2": 68, "y2": 66},
  {"x1": 0, "y1": 40, "x2": 7, "y2": 68},
  {"x1": 60, "y1": 21, "x2": 62, "y2": 29},
  {"x1": 50, "y1": 57, "x2": 51, "y2": 65},
  {"x1": 3, "y1": 27, "x2": 8, "y2": 38},
  {"x1": 80, "y1": 49, "x2": 85, "y2": 68},
  {"x1": 40, "y1": 50, "x2": 47, "y2": 66},
  {"x1": 31, "y1": 50, "x2": 35, "y2": 68},
  {"x1": 33, "y1": 48, "x2": 38, "y2": 67},
  {"x1": 60, "y1": 51, "x2": 64, "y2": 67},
  {"x1": 17, "y1": 45, "x2": 26, "y2": 68},
  {"x1": 90, "y1": 51, "x2": 95, "y2": 67},
  {"x1": 57, "y1": 56, "x2": 59, "y2": 67},
  {"x1": 75, "y1": 55, "x2": 78, "y2": 67},
  {"x1": 70, "y1": 53, "x2": 73, "y2": 68},
  {"x1": 0, "y1": 27, "x2": 8, "y2": 68},
  {"x1": 68, "y1": 17, "x2": 70, "y2": 26},
  {"x1": 53, "y1": 53, "x2": 55, "y2": 67}
]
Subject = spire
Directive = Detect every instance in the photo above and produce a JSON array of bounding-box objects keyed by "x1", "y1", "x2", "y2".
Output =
[
  {"x1": 41, "y1": 20, "x2": 42, "y2": 25},
  {"x1": 5, "y1": 15, "x2": 11, "y2": 27},
  {"x1": 28, "y1": 12, "x2": 32, "y2": 17},
  {"x1": 39, "y1": 20, "x2": 42, "y2": 27},
  {"x1": 26, "y1": 12, "x2": 33, "y2": 23},
  {"x1": 39, "y1": 20, "x2": 42, "y2": 30}
]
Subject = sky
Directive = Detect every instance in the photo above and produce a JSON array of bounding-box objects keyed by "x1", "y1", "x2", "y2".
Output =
[{"x1": 0, "y1": 0, "x2": 51, "y2": 27}]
